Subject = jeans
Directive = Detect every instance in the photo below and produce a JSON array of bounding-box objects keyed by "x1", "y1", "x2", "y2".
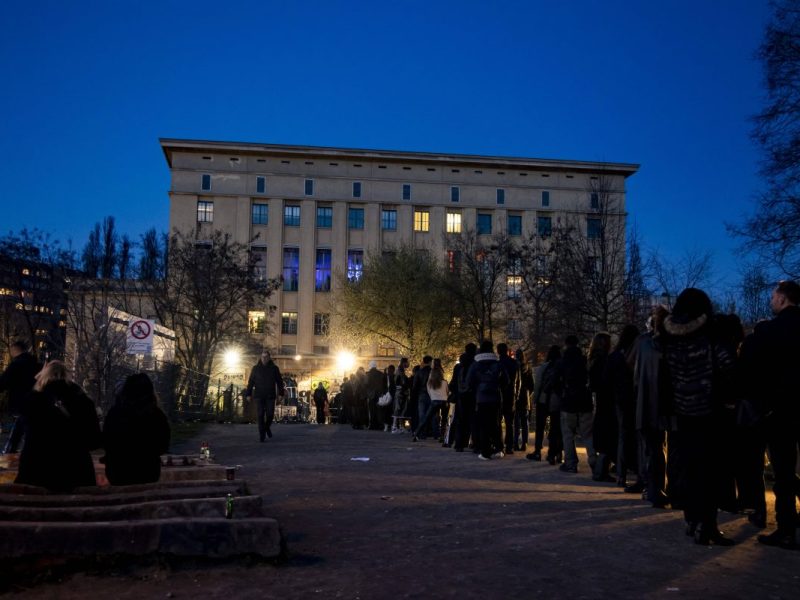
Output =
[
  {"x1": 416, "y1": 391, "x2": 432, "y2": 438},
  {"x1": 416, "y1": 400, "x2": 447, "y2": 438},
  {"x1": 257, "y1": 396, "x2": 276, "y2": 441},
  {"x1": 514, "y1": 408, "x2": 529, "y2": 448},
  {"x1": 561, "y1": 411, "x2": 595, "y2": 468}
]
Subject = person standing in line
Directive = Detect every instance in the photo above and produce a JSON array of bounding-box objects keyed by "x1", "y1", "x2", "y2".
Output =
[
  {"x1": 606, "y1": 325, "x2": 641, "y2": 490},
  {"x1": 245, "y1": 349, "x2": 285, "y2": 442},
  {"x1": 555, "y1": 335, "x2": 595, "y2": 474},
  {"x1": 466, "y1": 340, "x2": 509, "y2": 461},
  {"x1": 750, "y1": 280, "x2": 800, "y2": 550},
  {"x1": 514, "y1": 349, "x2": 534, "y2": 452},
  {"x1": 392, "y1": 358, "x2": 411, "y2": 433},
  {"x1": 413, "y1": 358, "x2": 449, "y2": 441},
  {"x1": 365, "y1": 361, "x2": 386, "y2": 430},
  {"x1": 313, "y1": 381, "x2": 328, "y2": 425},
  {"x1": 452, "y1": 343, "x2": 477, "y2": 452},
  {"x1": 588, "y1": 332, "x2": 615, "y2": 481},
  {"x1": 527, "y1": 345, "x2": 562, "y2": 463},
  {"x1": 0, "y1": 340, "x2": 41, "y2": 454},
  {"x1": 382, "y1": 364, "x2": 396, "y2": 432},
  {"x1": 411, "y1": 356, "x2": 433, "y2": 438},
  {"x1": 497, "y1": 343, "x2": 518, "y2": 455}
]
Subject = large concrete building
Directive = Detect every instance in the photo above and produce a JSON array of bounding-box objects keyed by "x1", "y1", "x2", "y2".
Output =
[{"x1": 161, "y1": 139, "x2": 638, "y2": 386}]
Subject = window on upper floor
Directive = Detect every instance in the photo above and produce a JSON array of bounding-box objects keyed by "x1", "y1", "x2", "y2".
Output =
[
  {"x1": 256, "y1": 176, "x2": 266, "y2": 194},
  {"x1": 316, "y1": 206, "x2": 333, "y2": 228},
  {"x1": 252, "y1": 203, "x2": 268, "y2": 225},
  {"x1": 348, "y1": 207, "x2": 364, "y2": 230},
  {"x1": 413, "y1": 210, "x2": 430, "y2": 232},
  {"x1": 590, "y1": 192, "x2": 600, "y2": 209},
  {"x1": 381, "y1": 209, "x2": 397, "y2": 231},
  {"x1": 447, "y1": 250, "x2": 462, "y2": 274},
  {"x1": 587, "y1": 217, "x2": 602, "y2": 239},
  {"x1": 542, "y1": 190, "x2": 550, "y2": 207},
  {"x1": 281, "y1": 311, "x2": 298, "y2": 335},
  {"x1": 315, "y1": 249, "x2": 332, "y2": 292},
  {"x1": 284, "y1": 205, "x2": 301, "y2": 226},
  {"x1": 248, "y1": 310, "x2": 266, "y2": 334},
  {"x1": 538, "y1": 215, "x2": 552, "y2": 237},
  {"x1": 402, "y1": 184, "x2": 411, "y2": 201},
  {"x1": 282, "y1": 247, "x2": 299, "y2": 291},
  {"x1": 353, "y1": 181, "x2": 362, "y2": 198},
  {"x1": 314, "y1": 313, "x2": 330, "y2": 336},
  {"x1": 305, "y1": 179, "x2": 314, "y2": 196},
  {"x1": 446, "y1": 212, "x2": 462, "y2": 233},
  {"x1": 197, "y1": 201, "x2": 213, "y2": 223},
  {"x1": 201, "y1": 173, "x2": 211, "y2": 191},
  {"x1": 250, "y1": 246, "x2": 267, "y2": 283},
  {"x1": 477, "y1": 213, "x2": 492, "y2": 235},
  {"x1": 508, "y1": 214, "x2": 522, "y2": 236},
  {"x1": 450, "y1": 186, "x2": 460, "y2": 203},
  {"x1": 507, "y1": 318, "x2": 522, "y2": 340},
  {"x1": 347, "y1": 249, "x2": 364, "y2": 282},
  {"x1": 496, "y1": 188, "x2": 505, "y2": 205}
]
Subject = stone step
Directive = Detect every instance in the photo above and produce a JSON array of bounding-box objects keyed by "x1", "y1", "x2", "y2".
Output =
[
  {"x1": 0, "y1": 517, "x2": 283, "y2": 559},
  {"x1": 0, "y1": 494, "x2": 264, "y2": 522}
]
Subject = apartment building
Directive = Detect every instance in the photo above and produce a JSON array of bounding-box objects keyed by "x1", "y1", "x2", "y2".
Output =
[{"x1": 161, "y1": 139, "x2": 638, "y2": 384}]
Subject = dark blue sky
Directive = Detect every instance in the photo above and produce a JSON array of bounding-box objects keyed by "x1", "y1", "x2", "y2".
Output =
[{"x1": 0, "y1": 0, "x2": 770, "y2": 288}]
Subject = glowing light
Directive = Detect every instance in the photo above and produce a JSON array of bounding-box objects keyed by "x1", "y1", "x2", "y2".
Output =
[
  {"x1": 294, "y1": 354, "x2": 302, "y2": 361},
  {"x1": 223, "y1": 349, "x2": 241, "y2": 369},
  {"x1": 336, "y1": 350, "x2": 355, "y2": 373}
]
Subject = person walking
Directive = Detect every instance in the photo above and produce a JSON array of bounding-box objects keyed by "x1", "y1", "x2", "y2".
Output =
[
  {"x1": 0, "y1": 340, "x2": 40, "y2": 454},
  {"x1": 245, "y1": 349, "x2": 285, "y2": 442}
]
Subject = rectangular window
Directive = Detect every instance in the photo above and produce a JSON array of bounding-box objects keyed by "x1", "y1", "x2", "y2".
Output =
[
  {"x1": 347, "y1": 249, "x2": 364, "y2": 281},
  {"x1": 315, "y1": 249, "x2": 332, "y2": 292},
  {"x1": 377, "y1": 346, "x2": 396, "y2": 357},
  {"x1": 352, "y1": 181, "x2": 362, "y2": 198},
  {"x1": 282, "y1": 247, "x2": 299, "y2": 291},
  {"x1": 542, "y1": 190, "x2": 550, "y2": 207},
  {"x1": 305, "y1": 179, "x2": 314, "y2": 196},
  {"x1": 496, "y1": 188, "x2": 505, "y2": 205},
  {"x1": 446, "y1": 212, "x2": 462, "y2": 233},
  {"x1": 284, "y1": 205, "x2": 301, "y2": 226},
  {"x1": 281, "y1": 312, "x2": 298, "y2": 335},
  {"x1": 314, "y1": 312, "x2": 330, "y2": 336},
  {"x1": 451, "y1": 186, "x2": 460, "y2": 203},
  {"x1": 508, "y1": 215, "x2": 522, "y2": 236},
  {"x1": 201, "y1": 173, "x2": 211, "y2": 191},
  {"x1": 348, "y1": 207, "x2": 365, "y2": 229},
  {"x1": 256, "y1": 176, "x2": 266, "y2": 194},
  {"x1": 477, "y1": 213, "x2": 492, "y2": 235},
  {"x1": 590, "y1": 192, "x2": 600, "y2": 209},
  {"x1": 248, "y1": 310, "x2": 266, "y2": 334},
  {"x1": 251, "y1": 246, "x2": 267, "y2": 282},
  {"x1": 402, "y1": 184, "x2": 411, "y2": 200},
  {"x1": 316, "y1": 206, "x2": 333, "y2": 228},
  {"x1": 197, "y1": 201, "x2": 213, "y2": 223},
  {"x1": 507, "y1": 255, "x2": 522, "y2": 299},
  {"x1": 538, "y1": 215, "x2": 552, "y2": 237},
  {"x1": 447, "y1": 250, "x2": 461, "y2": 273},
  {"x1": 587, "y1": 217, "x2": 602, "y2": 239},
  {"x1": 413, "y1": 210, "x2": 430, "y2": 232},
  {"x1": 252, "y1": 203, "x2": 268, "y2": 225},
  {"x1": 507, "y1": 319, "x2": 522, "y2": 340},
  {"x1": 381, "y1": 209, "x2": 397, "y2": 231}
]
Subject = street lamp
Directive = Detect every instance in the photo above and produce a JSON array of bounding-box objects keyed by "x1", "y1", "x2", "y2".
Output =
[
  {"x1": 224, "y1": 348, "x2": 241, "y2": 369},
  {"x1": 336, "y1": 350, "x2": 355, "y2": 373}
]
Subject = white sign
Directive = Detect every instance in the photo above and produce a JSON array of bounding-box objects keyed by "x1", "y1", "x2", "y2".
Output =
[{"x1": 126, "y1": 319, "x2": 155, "y2": 354}]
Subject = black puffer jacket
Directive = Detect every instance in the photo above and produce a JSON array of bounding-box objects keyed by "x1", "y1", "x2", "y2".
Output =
[
  {"x1": 466, "y1": 353, "x2": 509, "y2": 404},
  {"x1": 555, "y1": 346, "x2": 591, "y2": 413}
]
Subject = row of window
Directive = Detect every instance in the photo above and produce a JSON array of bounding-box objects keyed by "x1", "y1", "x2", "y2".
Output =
[
  {"x1": 199, "y1": 174, "x2": 599, "y2": 209},
  {"x1": 248, "y1": 309, "x2": 331, "y2": 336},
  {"x1": 261, "y1": 247, "x2": 364, "y2": 292},
  {"x1": 198, "y1": 200, "x2": 601, "y2": 238}
]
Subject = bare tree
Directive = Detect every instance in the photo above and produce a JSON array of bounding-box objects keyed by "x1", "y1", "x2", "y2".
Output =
[
  {"x1": 737, "y1": 261, "x2": 774, "y2": 327},
  {"x1": 81, "y1": 223, "x2": 102, "y2": 278},
  {"x1": 650, "y1": 247, "x2": 714, "y2": 306},
  {"x1": 100, "y1": 216, "x2": 118, "y2": 279},
  {"x1": 138, "y1": 227, "x2": 165, "y2": 281},
  {"x1": 118, "y1": 234, "x2": 133, "y2": 280},
  {"x1": 624, "y1": 225, "x2": 655, "y2": 328}
]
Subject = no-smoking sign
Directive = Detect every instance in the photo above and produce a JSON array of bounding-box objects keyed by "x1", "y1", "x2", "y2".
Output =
[{"x1": 126, "y1": 318, "x2": 155, "y2": 354}]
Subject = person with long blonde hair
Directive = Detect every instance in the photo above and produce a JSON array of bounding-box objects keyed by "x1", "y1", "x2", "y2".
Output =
[{"x1": 15, "y1": 361, "x2": 101, "y2": 492}]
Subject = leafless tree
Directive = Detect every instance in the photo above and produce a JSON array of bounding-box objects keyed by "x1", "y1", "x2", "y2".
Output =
[
  {"x1": 650, "y1": 247, "x2": 715, "y2": 306},
  {"x1": 736, "y1": 261, "x2": 775, "y2": 328}
]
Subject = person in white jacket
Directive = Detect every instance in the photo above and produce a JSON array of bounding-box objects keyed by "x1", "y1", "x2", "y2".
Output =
[{"x1": 413, "y1": 358, "x2": 449, "y2": 441}]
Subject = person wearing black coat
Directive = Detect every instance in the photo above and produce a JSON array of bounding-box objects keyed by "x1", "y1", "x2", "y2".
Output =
[
  {"x1": 451, "y1": 343, "x2": 477, "y2": 452},
  {"x1": 465, "y1": 340, "x2": 509, "y2": 460},
  {"x1": 751, "y1": 280, "x2": 800, "y2": 550},
  {"x1": 497, "y1": 343, "x2": 519, "y2": 454},
  {"x1": 588, "y1": 333, "x2": 615, "y2": 481},
  {"x1": 365, "y1": 361, "x2": 387, "y2": 430},
  {"x1": 245, "y1": 349, "x2": 285, "y2": 441},
  {"x1": 103, "y1": 373, "x2": 170, "y2": 486},
  {"x1": 313, "y1": 382, "x2": 329, "y2": 424},
  {"x1": 15, "y1": 361, "x2": 102, "y2": 492},
  {"x1": 555, "y1": 336, "x2": 595, "y2": 473},
  {"x1": 513, "y1": 349, "x2": 534, "y2": 451},
  {"x1": 0, "y1": 341, "x2": 41, "y2": 454}
]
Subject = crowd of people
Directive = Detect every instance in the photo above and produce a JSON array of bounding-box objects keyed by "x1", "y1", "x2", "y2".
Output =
[
  {"x1": 0, "y1": 345, "x2": 170, "y2": 492},
  {"x1": 332, "y1": 282, "x2": 800, "y2": 551}
]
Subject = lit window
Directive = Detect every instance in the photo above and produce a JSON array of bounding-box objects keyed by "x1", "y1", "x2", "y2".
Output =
[
  {"x1": 446, "y1": 212, "x2": 462, "y2": 233},
  {"x1": 538, "y1": 216, "x2": 552, "y2": 237},
  {"x1": 248, "y1": 310, "x2": 266, "y2": 334},
  {"x1": 377, "y1": 347, "x2": 396, "y2": 357},
  {"x1": 317, "y1": 206, "x2": 333, "y2": 228},
  {"x1": 542, "y1": 190, "x2": 550, "y2": 207},
  {"x1": 256, "y1": 176, "x2": 266, "y2": 194},
  {"x1": 281, "y1": 312, "x2": 298, "y2": 335},
  {"x1": 315, "y1": 249, "x2": 332, "y2": 292},
  {"x1": 590, "y1": 192, "x2": 600, "y2": 209},
  {"x1": 496, "y1": 188, "x2": 505, "y2": 205},
  {"x1": 197, "y1": 201, "x2": 214, "y2": 223},
  {"x1": 282, "y1": 248, "x2": 299, "y2": 291},
  {"x1": 451, "y1": 186, "x2": 460, "y2": 203},
  {"x1": 587, "y1": 217, "x2": 602, "y2": 239},
  {"x1": 477, "y1": 213, "x2": 492, "y2": 235},
  {"x1": 284, "y1": 205, "x2": 301, "y2": 226},
  {"x1": 402, "y1": 184, "x2": 411, "y2": 200},
  {"x1": 252, "y1": 203, "x2": 268, "y2": 225},
  {"x1": 314, "y1": 313, "x2": 330, "y2": 336},
  {"x1": 353, "y1": 181, "x2": 362, "y2": 198},
  {"x1": 348, "y1": 207, "x2": 364, "y2": 230},
  {"x1": 508, "y1": 255, "x2": 522, "y2": 298},
  {"x1": 413, "y1": 210, "x2": 430, "y2": 232},
  {"x1": 347, "y1": 250, "x2": 364, "y2": 281},
  {"x1": 201, "y1": 173, "x2": 211, "y2": 191},
  {"x1": 381, "y1": 210, "x2": 397, "y2": 230},
  {"x1": 305, "y1": 179, "x2": 314, "y2": 196},
  {"x1": 447, "y1": 250, "x2": 461, "y2": 273},
  {"x1": 508, "y1": 215, "x2": 522, "y2": 236}
]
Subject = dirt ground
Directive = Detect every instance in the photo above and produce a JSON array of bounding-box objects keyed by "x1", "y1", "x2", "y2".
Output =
[{"x1": 6, "y1": 422, "x2": 800, "y2": 599}]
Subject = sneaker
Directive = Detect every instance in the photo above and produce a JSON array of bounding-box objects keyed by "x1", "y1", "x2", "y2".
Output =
[
  {"x1": 758, "y1": 529, "x2": 797, "y2": 550},
  {"x1": 491, "y1": 451, "x2": 505, "y2": 459},
  {"x1": 479, "y1": 454, "x2": 491, "y2": 461}
]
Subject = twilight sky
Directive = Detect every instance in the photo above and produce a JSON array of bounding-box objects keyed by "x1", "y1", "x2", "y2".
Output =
[{"x1": 0, "y1": 0, "x2": 771, "y2": 291}]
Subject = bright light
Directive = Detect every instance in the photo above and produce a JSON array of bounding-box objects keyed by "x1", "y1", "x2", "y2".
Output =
[
  {"x1": 224, "y1": 349, "x2": 241, "y2": 369},
  {"x1": 294, "y1": 354, "x2": 302, "y2": 361},
  {"x1": 336, "y1": 350, "x2": 355, "y2": 373}
]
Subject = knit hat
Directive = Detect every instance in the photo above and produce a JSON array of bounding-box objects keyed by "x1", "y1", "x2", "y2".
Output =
[{"x1": 671, "y1": 288, "x2": 712, "y2": 322}]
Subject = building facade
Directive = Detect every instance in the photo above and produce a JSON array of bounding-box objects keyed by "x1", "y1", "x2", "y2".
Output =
[{"x1": 161, "y1": 139, "x2": 638, "y2": 384}]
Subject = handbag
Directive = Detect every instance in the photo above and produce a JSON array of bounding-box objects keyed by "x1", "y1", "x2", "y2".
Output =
[{"x1": 377, "y1": 391, "x2": 393, "y2": 407}]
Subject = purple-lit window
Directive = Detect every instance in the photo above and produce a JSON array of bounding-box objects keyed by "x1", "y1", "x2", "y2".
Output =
[
  {"x1": 315, "y1": 249, "x2": 332, "y2": 292},
  {"x1": 347, "y1": 250, "x2": 364, "y2": 282}
]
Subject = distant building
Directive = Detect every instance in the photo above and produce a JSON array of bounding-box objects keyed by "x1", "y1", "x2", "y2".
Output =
[{"x1": 160, "y1": 139, "x2": 638, "y2": 384}]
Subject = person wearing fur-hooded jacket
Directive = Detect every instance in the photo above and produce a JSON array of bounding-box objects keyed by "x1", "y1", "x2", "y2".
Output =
[
  {"x1": 661, "y1": 288, "x2": 736, "y2": 546},
  {"x1": 465, "y1": 340, "x2": 509, "y2": 460}
]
